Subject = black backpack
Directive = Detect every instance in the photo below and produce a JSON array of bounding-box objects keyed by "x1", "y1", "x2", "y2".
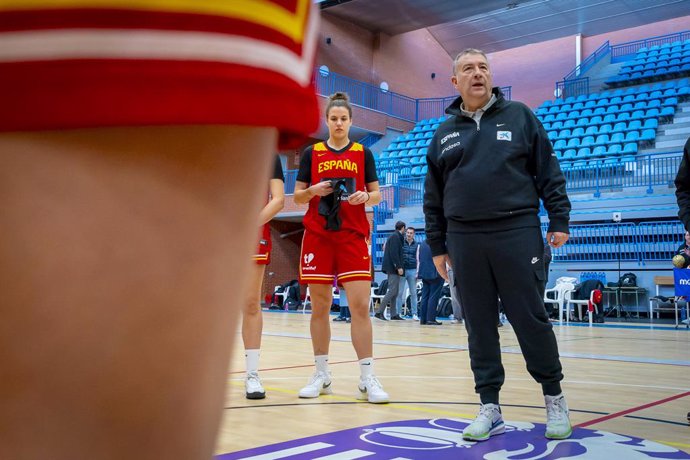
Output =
[
  {"x1": 375, "y1": 279, "x2": 389, "y2": 296},
  {"x1": 618, "y1": 272, "x2": 637, "y2": 287},
  {"x1": 436, "y1": 297, "x2": 453, "y2": 318},
  {"x1": 284, "y1": 280, "x2": 302, "y2": 310}
]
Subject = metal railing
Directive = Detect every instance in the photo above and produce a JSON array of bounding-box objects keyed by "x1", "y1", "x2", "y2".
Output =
[
  {"x1": 316, "y1": 70, "x2": 417, "y2": 121},
  {"x1": 610, "y1": 30, "x2": 690, "y2": 63},
  {"x1": 316, "y1": 68, "x2": 512, "y2": 123},
  {"x1": 555, "y1": 77, "x2": 590, "y2": 99},
  {"x1": 563, "y1": 41, "x2": 610, "y2": 81},
  {"x1": 372, "y1": 220, "x2": 684, "y2": 266}
]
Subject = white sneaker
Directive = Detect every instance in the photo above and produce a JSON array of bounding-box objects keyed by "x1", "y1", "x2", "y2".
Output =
[
  {"x1": 298, "y1": 371, "x2": 332, "y2": 398},
  {"x1": 462, "y1": 403, "x2": 505, "y2": 441},
  {"x1": 545, "y1": 394, "x2": 572, "y2": 439},
  {"x1": 245, "y1": 372, "x2": 265, "y2": 400},
  {"x1": 357, "y1": 375, "x2": 389, "y2": 404},
  {"x1": 413, "y1": 314, "x2": 419, "y2": 321}
]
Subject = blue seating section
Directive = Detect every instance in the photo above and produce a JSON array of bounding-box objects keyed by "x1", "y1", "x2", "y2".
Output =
[
  {"x1": 606, "y1": 40, "x2": 690, "y2": 86},
  {"x1": 376, "y1": 116, "x2": 449, "y2": 176},
  {"x1": 536, "y1": 78, "x2": 689, "y2": 171}
]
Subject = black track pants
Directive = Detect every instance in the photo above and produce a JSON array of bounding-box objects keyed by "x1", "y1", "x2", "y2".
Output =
[{"x1": 447, "y1": 226, "x2": 563, "y2": 404}]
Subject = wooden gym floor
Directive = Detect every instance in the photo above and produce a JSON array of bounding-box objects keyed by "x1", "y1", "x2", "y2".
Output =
[{"x1": 215, "y1": 311, "x2": 690, "y2": 458}]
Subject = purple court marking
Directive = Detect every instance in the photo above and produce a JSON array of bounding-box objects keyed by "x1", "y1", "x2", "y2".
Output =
[{"x1": 217, "y1": 418, "x2": 690, "y2": 459}]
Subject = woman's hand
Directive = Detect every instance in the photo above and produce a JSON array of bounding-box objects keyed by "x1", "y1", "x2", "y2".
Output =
[
  {"x1": 309, "y1": 181, "x2": 334, "y2": 197},
  {"x1": 347, "y1": 190, "x2": 369, "y2": 205}
]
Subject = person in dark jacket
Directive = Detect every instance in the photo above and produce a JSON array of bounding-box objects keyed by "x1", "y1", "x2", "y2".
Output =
[
  {"x1": 396, "y1": 227, "x2": 420, "y2": 318},
  {"x1": 674, "y1": 140, "x2": 690, "y2": 328},
  {"x1": 375, "y1": 221, "x2": 406, "y2": 320},
  {"x1": 423, "y1": 48, "x2": 572, "y2": 442},
  {"x1": 674, "y1": 138, "x2": 690, "y2": 232},
  {"x1": 417, "y1": 240, "x2": 443, "y2": 325}
]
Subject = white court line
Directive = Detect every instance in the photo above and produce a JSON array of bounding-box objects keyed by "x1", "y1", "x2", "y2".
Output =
[
  {"x1": 313, "y1": 449, "x2": 375, "y2": 459},
  {"x1": 236, "y1": 442, "x2": 332, "y2": 460},
  {"x1": 262, "y1": 331, "x2": 690, "y2": 367},
  {"x1": 227, "y1": 375, "x2": 690, "y2": 393}
]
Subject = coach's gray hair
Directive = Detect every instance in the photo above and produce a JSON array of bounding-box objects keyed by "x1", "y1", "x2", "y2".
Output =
[{"x1": 452, "y1": 48, "x2": 489, "y2": 75}]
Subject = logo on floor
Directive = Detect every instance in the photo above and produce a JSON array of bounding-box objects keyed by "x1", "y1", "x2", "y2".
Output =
[{"x1": 217, "y1": 418, "x2": 690, "y2": 459}]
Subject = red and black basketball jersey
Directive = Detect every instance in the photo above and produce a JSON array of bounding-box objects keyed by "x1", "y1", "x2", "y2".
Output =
[{"x1": 297, "y1": 141, "x2": 377, "y2": 237}]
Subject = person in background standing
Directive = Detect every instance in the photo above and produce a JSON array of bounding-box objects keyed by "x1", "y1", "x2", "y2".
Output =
[
  {"x1": 396, "y1": 227, "x2": 420, "y2": 319},
  {"x1": 417, "y1": 239, "x2": 444, "y2": 325},
  {"x1": 375, "y1": 221, "x2": 407, "y2": 321}
]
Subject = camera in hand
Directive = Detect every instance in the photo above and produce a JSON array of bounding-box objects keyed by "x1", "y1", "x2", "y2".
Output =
[
  {"x1": 321, "y1": 177, "x2": 355, "y2": 200},
  {"x1": 672, "y1": 253, "x2": 690, "y2": 268}
]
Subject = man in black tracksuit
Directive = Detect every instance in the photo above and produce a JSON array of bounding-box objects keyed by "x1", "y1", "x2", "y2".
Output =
[{"x1": 423, "y1": 48, "x2": 572, "y2": 442}]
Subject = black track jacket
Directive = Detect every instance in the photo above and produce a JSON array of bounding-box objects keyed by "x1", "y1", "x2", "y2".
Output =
[{"x1": 423, "y1": 88, "x2": 571, "y2": 257}]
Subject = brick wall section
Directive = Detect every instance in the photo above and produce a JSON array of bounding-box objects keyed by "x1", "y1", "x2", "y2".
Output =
[
  {"x1": 488, "y1": 35, "x2": 577, "y2": 108},
  {"x1": 319, "y1": 14, "x2": 453, "y2": 99}
]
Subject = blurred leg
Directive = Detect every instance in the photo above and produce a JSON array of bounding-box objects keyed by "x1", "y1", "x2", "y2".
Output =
[
  {"x1": 242, "y1": 263, "x2": 266, "y2": 350},
  {"x1": 0, "y1": 126, "x2": 276, "y2": 460}
]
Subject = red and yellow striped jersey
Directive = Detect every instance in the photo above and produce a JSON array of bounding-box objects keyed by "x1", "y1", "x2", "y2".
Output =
[{"x1": 0, "y1": 0, "x2": 319, "y2": 147}]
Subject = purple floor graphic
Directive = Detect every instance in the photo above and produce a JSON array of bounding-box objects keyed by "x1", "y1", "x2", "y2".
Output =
[{"x1": 217, "y1": 418, "x2": 690, "y2": 459}]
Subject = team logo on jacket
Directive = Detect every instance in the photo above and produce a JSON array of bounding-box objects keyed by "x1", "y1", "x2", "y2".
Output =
[
  {"x1": 440, "y1": 131, "x2": 462, "y2": 156},
  {"x1": 497, "y1": 130, "x2": 512, "y2": 141},
  {"x1": 304, "y1": 253, "x2": 315, "y2": 264}
]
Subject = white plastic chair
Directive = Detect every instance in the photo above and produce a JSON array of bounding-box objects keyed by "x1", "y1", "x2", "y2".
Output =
[
  {"x1": 369, "y1": 285, "x2": 386, "y2": 314},
  {"x1": 566, "y1": 289, "x2": 599, "y2": 326},
  {"x1": 544, "y1": 282, "x2": 575, "y2": 323}
]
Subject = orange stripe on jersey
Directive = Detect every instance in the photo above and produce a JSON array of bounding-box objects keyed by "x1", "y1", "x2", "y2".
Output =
[{"x1": 0, "y1": 0, "x2": 311, "y2": 42}]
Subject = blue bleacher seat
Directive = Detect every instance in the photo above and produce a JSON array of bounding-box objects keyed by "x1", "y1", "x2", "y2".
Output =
[
  {"x1": 562, "y1": 149, "x2": 577, "y2": 160},
  {"x1": 594, "y1": 134, "x2": 609, "y2": 146},
  {"x1": 553, "y1": 139, "x2": 567, "y2": 150},
  {"x1": 592, "y1": 145, "x2": 607, "y2": 157},
  {"x1": 610, "y1": 132, "x2": 625, "y2": 144},
  {"x1": 584, "y1": 126, "x2": 598, "y2": 136},
  {"x1": 623, "y1": 143, "x2": 638, "y2": 154},
  {"x1": 563, "y1": 119, "x2": 576, "y2": 129},
  {"x1": 607, "y1": 144, "x2": 622, "y2": 156},
  {"x1": 589, "y1": 115, "x2": 603, "y2": 125},
  {"x1": 630, "y1": 110, "x2": 646, "y2": 121},
  {"x1": 660, "y1": 106, "x2": 675, "y2": 117},
  {"x1": 571, "y1": 127, "x2": 585, "y2": 138},
  {"x1": 581, "y1": 136, "x2": 595, "y2": 147},
  {"x1": 628, "y1": 120, "x2": 642, "y2": 131},
  {"x1": 624, "y1": 131, "x2": 640, "y2": 143},
  {"x1": 599, "y1": 124, "x2": 612, "y2": 134},
  {"x1": 643, "y1": 118, "x2": 658, "y2": 130},
  {"x1": 639, "y1": 129, "x2": 656, "y2": 142},
  {"x1": 576, "y1": 147, "x2": 591, "y2": 158},
  {"x1": 557, "y1": 129, "x2": 572, "y2": 140},
  {"x1": 612, "y1": 122, "x2": 627, "y2": 133},
  {"x1": 592, "y1": 107, "x2": 606, "y2": 116}
]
